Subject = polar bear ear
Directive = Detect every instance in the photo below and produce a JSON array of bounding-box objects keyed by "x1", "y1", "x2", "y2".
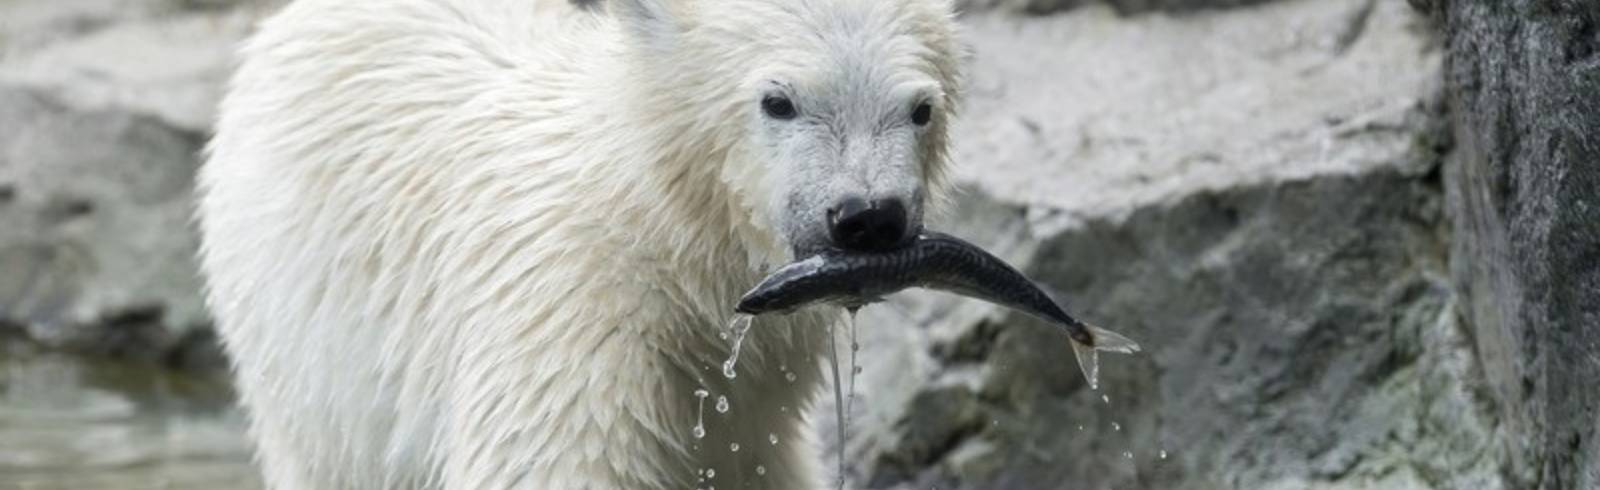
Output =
[{"x1": 611, "y1": 0, "x2": 683, "y2": 50}]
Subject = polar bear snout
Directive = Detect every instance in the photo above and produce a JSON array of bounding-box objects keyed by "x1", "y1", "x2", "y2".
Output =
[{"x1": 827, "y1": 196, "x2": 912, "y2": 252}]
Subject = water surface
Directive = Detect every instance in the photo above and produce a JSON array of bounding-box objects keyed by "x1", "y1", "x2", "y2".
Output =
[{"x1": 0, "y1": 340, "x2": 259, "y2": 489}]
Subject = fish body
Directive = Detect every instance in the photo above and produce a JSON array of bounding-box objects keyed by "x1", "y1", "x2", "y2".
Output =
[{"x1": 737, "y1": 232, "x2": 1139, "y2": 386}]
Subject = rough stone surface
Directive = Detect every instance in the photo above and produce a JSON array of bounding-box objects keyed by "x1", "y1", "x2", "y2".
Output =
[
  {"x1": 1428, "y1": 0, "x2": 1600, "y2": 488},
  {"x1": 0, "y1": 85, "x2": 216, "y2": 364},
  {"x1": 810, "y1": 1, "x2": 1521, "y2": 489},
  {"x1": 0, "y1": 0, "x2": 271, "y2": 364},
  {"x1": 0, "y1": 4, "x2": 268, "y2": 133},
  {"x1": 958, "y1": 0, "x2": 1288, "y2": 17}
]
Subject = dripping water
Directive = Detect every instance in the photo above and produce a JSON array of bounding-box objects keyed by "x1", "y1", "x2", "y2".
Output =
[
  {"x1": 722, "y1": 314, "x2": 754, "y2": 379},
  {"x1": 826, "y1": 308, "x2": 854, "y2": 490},
  {"x1": 692, "y1": 389, "x2": 709, "y2": 439},
  {"x1": 846, "y1": 310, "x2": 860, "y2": 438}
]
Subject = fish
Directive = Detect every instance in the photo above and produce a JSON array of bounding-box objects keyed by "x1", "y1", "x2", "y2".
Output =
[{"x1": 737, "y1": 231, "x2": 1139, "y2": 388}]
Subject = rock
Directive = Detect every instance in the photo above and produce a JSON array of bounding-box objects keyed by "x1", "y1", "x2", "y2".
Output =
[
  {"x1": 0, "y1": 9, "x2": 265, "y2": 133},
  {"x1": 0, "y1": 85, "x2": 211, "y2": 363},
  {"x1": 957, "y1": 0, "x2": 1288, "y2": 16},
  {"x1": 0, "y1": 0, "x2": 272, "y2": 364},
  {"x1": 1429, "y1": 0, "x2": 1600, "y2": 487},
  {"x1": 813, "y1": 0, "x2": 1515, "y2": 488}
]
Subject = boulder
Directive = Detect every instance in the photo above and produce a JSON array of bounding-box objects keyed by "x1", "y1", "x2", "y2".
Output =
[
  {"x1": 813, "y1": 1, "x2": 1516, "y2": 488},
  {"x1": 1429, "y1": 0, "x2": 1600, "y2": 487},
  {"x1": 0, "y1": 85, "x2": 213, "y2": 365}
]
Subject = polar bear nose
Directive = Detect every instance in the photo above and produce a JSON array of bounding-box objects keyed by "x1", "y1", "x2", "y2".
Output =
[{"x1": 828, "y1": 197, "x2": 910, "y2": 252}]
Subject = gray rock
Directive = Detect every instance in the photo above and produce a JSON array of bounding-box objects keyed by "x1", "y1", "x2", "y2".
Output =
[
  {"x1": 0, "y1": 85, "x2": 212, "y2": 364},
  {"x1": 812, "y1": 1, "x2": 1518, "y2": 489},
  {"x1": 957, "y1": 0, "x2": 1288, "y2": 17},
  {"x1": 1429, "y1": 0, "x2": 1600, "y2": 487},
  {"x1": 0, "y1": 8, "x2": 265, "y2": 133}
]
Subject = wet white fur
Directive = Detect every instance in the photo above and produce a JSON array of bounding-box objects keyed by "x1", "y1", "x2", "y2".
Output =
[{"x1": 197, "y1": 0, "x2": 963, "y2": 488}]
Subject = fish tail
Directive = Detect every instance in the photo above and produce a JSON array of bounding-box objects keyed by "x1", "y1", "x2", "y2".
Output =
[
  {"x1": 1086, "y1": 323, "x2": 1141, "y2": 354},
  {"x1": 1068, "y1": 323, "x2": 1141, "y2": 391}
]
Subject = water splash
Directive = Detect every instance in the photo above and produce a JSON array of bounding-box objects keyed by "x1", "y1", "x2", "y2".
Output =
[
  {"x1": 756, "y1": 465, "x2": 767, "y2": 476},
  {"x1": 1159, "y1": 450, "x2": 1169, "y2": 460},
  {"x1": 1111, "y1": 422, "x2": 1122, "y2": 431},
  {"x1": 721, "y1": 314, "x2": 754, "y2": 379},
  {"x1": 1123, "y1": 451, "x2": 1134, "y2": 459},
  {"x1": 1101, "y1": 394, "x2": 1111, "y2": 405},
  {"x1": 769, "y1": 433, "x2": 779, "y2": 445},
  {"x1": 729, "y1": 443, "x2": 740, "y2": 452},
  {"x1": 845, "y1": 310, "x2": 860, "y2": 442},
  {"x1": 706, "y1": 469, "x2": 716, "y2": 478},
  {"x1": 692, "y1": 389, "x2": 709, "y2": 439},
  {"x1": 715, "y1": 396, "x2": 729, "y2": 414}
]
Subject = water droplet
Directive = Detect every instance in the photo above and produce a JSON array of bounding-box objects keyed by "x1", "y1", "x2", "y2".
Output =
[
  {"x1": 692, "y1": 390, "x2": 708, "y2": 439},
  {"x1": 715, "y1": 396, "x2": 730, "y2": 414},
  {"x1": 1101, "y1": 394, "x2": 1111, "y2": 405},
  {"x1": 1111, "y1": 422, "x2": 1121, "y2": 431},
  {"x1": 706, "y1": 469, "x2": 715, "y2": 478},
  {"x1": 769, "y1": 433, "x2": 779, "y2": 445},
  {"x1": 730, "y1": 443, "x2": 740, "y2": 452},
  {"x1": 780, "y1": 406, "x2": 788, "y2": 412},
  {"x1": 1159, "y1": 449, "x2": 1169, "y2": 460},
  {"x1": 756, "y1": 465, "x2": 767, "y2": 476},
  {"x1": 1123, "y1": 451, "x2": 1133, "y2": 459},
  {"x1": 785, "y1": 371, "x2": 797, "y2": 383},
  {"x1": 1077, "y1": 425, "x2": 1085, "y2": 431}
]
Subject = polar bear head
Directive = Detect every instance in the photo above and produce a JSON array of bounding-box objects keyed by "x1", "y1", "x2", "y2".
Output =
[{"x1": 614, "y1": 0, "x2": 964, "y2": 260}]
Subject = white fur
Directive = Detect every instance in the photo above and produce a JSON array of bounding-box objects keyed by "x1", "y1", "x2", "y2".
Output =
[{"x1": 197, "y1": 0, "x2": 963, "y2": 488}]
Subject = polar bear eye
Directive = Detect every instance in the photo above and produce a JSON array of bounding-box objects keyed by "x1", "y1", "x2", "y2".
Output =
[
  {"x1": 911, "y1": 102, "x2": 933, "y2": 126},
  {"x1": 762, "y1": 95, "x2": 798, "y2": 120}
]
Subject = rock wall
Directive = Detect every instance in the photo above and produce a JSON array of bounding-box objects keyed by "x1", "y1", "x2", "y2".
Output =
[
  {"x1": 0, "y1": 0, "x2": 264, "y2": 365},
  {"x1": 814, "y1": 1, "x2": 1530, "y2": 488},
  {"x1": 1427, "y1": 0, "x2": 1600, "y2": 487}
]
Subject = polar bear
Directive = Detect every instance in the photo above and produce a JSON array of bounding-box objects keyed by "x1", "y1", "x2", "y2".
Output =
[{"x1": 196, "y1": 0, "x2": 964, "y2": 488}]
